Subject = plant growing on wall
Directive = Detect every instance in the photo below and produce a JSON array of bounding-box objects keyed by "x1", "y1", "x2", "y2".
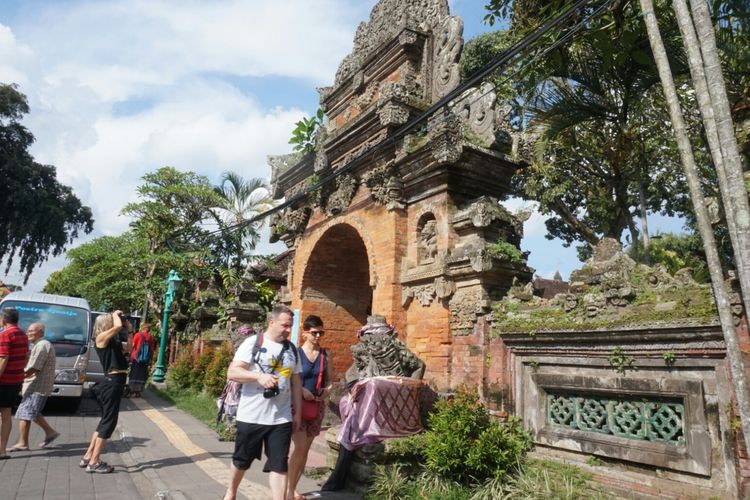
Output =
[
  {"x1": 289, "y1": 108, "x2": 325, "y2": 154},
  {"x1": 608, "y1": 348, "x2": 637, "y2": 374},
  {"x1": 487, "y1": 240, "x2": 524, "y2": 264}
]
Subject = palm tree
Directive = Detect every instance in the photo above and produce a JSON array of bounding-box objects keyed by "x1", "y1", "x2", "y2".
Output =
[{"x1": 214, "y1": 171, "x2": 275, "y2": 271}]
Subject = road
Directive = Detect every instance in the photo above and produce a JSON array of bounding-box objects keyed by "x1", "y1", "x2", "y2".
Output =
[{"x1": 0, "y1": 391, "x2": 360, "y2": 500}]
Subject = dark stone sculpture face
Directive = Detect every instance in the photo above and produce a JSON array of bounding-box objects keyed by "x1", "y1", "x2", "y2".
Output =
[{"x1": 346, "y1": 320, "x2": 426, "y2": 383}]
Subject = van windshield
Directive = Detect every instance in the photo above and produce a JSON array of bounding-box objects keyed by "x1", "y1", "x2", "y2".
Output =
[{"x1": 2, "y1": 300, "x2": 89, "y2": 345}]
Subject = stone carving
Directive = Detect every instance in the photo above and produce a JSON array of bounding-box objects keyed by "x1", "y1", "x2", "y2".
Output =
[
  {"x1": 325, "y1": 174, "x2": 359, "y2": 216},
  {"x1": 469, "y1": 247, "x2": 493, "y2": 272},
  {"x1": 268, "y1": 152, "x2": 305, "y2": 198},
  {"x1": 418, "y1": 218, "x2": 438, "y2": 264},
  {"x1": 449, "y1": 288, "x2": 490, "y2": 332},
  {"x1": 403, "y1": 277, "x2": 455, "y2": 308},
  {"x1": 269, "y1": 206, "x2": 312, "y2": 246},
  {"x1": 582, "y1": 292, "x2": 607, "y2": 318},
  {"x1": 453, "y1": 196, "x2": 523, "y2": 237},
  {"x1": 508, "y1": 277, "x2": 534, "y2": 302},
  {"x1": 601, "y1": 276, "x2": 635, "y2": 307},
  {"x1": 452, "y1": 82, "x2": 497, "y2": 147},
  {"x1": 346, "y1": 315, "x2": 426, "y2": 384},
  {"x1": 563, "y1": 293, "x2": 578, "y2": 312},
  {"x1": 363, "y1": 163, "x2": 405, "y2": 210},
  {"x1": 432, "y1": 16, "x2": 463, "y2": 101},
  {"x1": 433, "y1": 276, "x2": 455, "y2": 299},
  {"x1": 428, "y1": 109, "x2": 463, "y2": 164},
  {"x1": 334, "y1": 0, "x2": 450, "y2": 86}
]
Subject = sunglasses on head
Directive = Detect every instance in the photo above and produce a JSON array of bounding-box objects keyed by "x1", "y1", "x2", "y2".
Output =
[{"x1": 308, "y1": 330, "x2": 324, "y2": 336}]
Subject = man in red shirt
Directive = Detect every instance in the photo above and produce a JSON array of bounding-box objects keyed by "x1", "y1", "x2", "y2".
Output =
[{"x1": 0, "y1": 307, "x2": 29, "y2": 458}]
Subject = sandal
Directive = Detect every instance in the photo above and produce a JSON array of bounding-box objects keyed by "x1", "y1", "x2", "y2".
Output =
[
  {"x1": 86, "y1": 462, "x2": 114, "y2": 473},
  {"x1": 40, "y1": 432, "x2": 60, "y2": 448},
  {"x1": 7, "y1": 445, "x2": 29, "y2": 452},
  {"x1": 79, "y1": 458, "x2": 90, "y2": 468}
]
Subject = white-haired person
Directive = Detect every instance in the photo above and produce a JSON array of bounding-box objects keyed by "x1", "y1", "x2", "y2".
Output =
[
  {"x1": 80, "y1": 311, "x2": 131, "y2": 473},
  {"x1": 8, "y1": 323, "x2": 59, "y2": 451}
]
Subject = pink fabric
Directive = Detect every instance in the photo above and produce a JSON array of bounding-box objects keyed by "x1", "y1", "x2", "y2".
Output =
[{"x1": 337, "y1": 376, "x2": 422, "y2": 451}]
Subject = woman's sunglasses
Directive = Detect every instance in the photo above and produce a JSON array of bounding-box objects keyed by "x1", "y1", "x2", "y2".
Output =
[{"x1": 308, "y1": 330, "x2": 325, "y2": 336}]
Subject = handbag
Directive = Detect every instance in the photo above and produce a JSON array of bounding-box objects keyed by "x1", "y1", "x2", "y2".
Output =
[{"x1": 301, "y1": 349, "x2": 325, "y2": 421}]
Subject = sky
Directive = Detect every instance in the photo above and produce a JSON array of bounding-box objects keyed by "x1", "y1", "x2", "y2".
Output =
[{"x1": 1, "y1": 0, "x2": 683, "y2": 292}]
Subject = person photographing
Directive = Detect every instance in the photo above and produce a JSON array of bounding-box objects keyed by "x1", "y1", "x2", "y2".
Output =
[
  {"x1": 80, "y1": 310, "x2": 131, "y2": 473},
  {"x1": 223, "y1": 305, "x2": 302, "y2": 500}
]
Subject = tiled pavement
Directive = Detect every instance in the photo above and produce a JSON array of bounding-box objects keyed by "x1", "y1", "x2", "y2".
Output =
[{"x1": 0, "y1": 392, "x2": 360, "y2": 500}]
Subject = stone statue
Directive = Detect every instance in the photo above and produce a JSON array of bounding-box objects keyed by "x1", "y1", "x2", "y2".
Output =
[
  {"x1": 345, "y1": 315, "x2": 425, "y2": 385},
  {"x1": 418, "y1": 219, "x2": 438, "y2": 264}
]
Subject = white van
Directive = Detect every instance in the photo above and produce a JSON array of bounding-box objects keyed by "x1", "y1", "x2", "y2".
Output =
[{"x1": 0, "y1": 292, "x2": 91, "y2": 408}]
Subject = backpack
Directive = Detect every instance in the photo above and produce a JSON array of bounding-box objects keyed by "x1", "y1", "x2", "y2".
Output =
[
  {"x1": 135, "y1": 333, "x2": 150, "y2": 363},
  {"x1": 215, "y1": 333, "x2": 298, "y2": 423}
]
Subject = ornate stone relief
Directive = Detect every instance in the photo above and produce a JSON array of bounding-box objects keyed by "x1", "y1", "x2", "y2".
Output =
[
  {"x1": 452, "y1": 195, "x2": 523, "y2": 237},
  {"x1": 428, "y1": 109, "x2": 463, "y2": 164},
  {"x1": 431, "y1": 16, "x2": 463, "y2": 101},
  {"x1": 334, "y1": 0, "x2": 450, "y2": 85},
  {"x1": 452, "y1": 82, "x2": 497, "y2": 147},
  {"x1": 449, "y1": 288, "x2": 491, "y2": 333},
  {"x1": 268, "y1": 152, "x2": 305, "y2": 198},
  {"x1": 418, "y1": 217, "x2": 438, "y2": 264},
  {"x1": 468, "y1": 247, "x2": 493, "y2": 272},
  {"x1": 269, "y1": 206, "x2": 312, "y2": 247},
  {"x1": 402, "y1": 277, "x2": 456, "y2": 307},
  {"x1": 325, "y1": 174, "x2": 359, "y2": 216},
  {"x1": 362, "y1": 162, "x2": 405, "y2": 211}
]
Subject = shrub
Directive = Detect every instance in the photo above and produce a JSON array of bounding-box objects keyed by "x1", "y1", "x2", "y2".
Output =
[
  {"x1": 203, "y1": 343, "x2": 233, "y2": 397},
  {"x1": 167, "y1": 350, "x2": 195, "y2": 388},
  {"x1": 190, "y1": 348, "x2": 215, "y2": 391},
  {"x1": 365, "y1": 464, "x2": 418, "y2": 500},
  {"x1": 423, "y1": 390, "x2": 531, "y2": 485}
]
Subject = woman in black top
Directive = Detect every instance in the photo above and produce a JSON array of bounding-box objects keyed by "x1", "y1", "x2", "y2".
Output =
[{"x1": 80, "y1": 310, "x2": 131, "y2": 473}]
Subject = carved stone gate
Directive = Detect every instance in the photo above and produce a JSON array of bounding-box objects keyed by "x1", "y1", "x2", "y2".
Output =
[{"x1": 267, "y1": 0, "x2": 530, "y2": 389}]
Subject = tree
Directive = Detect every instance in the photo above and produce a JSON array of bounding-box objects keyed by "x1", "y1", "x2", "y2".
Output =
[
  {"x1": 213, "y1": 171, "x2": 274, "y2": 271},
  {"x1": 639, "y1": 0, "x2": 750, "y2": 460},
  {"x1": 44, "y1": 231, "x2": 213, "y2": 314},
  {"x1": 0, "y1": 83, "x2": 93, "y2": 283},
  {"x1": 121, "y1": 167, "x2": 225, "y2": 316}
]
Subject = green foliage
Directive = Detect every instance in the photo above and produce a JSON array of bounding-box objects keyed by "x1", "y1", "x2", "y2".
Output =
[
  {"x1": 662, "y1": 351, "x2": 676, "y2": 366},
  {"x1": 289, "y1": 108, "x2": 324, "y2": 154},
  {"x1": 166, "y1": 351, "x2": 195, "y2": 388},
  {"x1": 203, "y1": 343, "x2": 233, "y2": 397},
  {"x1": 213, "y1": 171, "x2": 274, "y2": 271},
  {"x1": 189, "y1": 348, "x2": 215, "y2": 391},
  {"x1": 0, "y1": 83, "x2": 94, "y2": 283},
  {"x1": 487, "y1": 240, "x2": 524, "y2": 264},
  {"x1": 586, "y1": 455, "x2": 603, "y2": 466},
  {"x1": 608, "y1": 348, "x2": 637, "y2": 374},
  {"x1": 255, "y1": 278, "x2": 276, "y2": 313},
  {"x1": 423, "y1": 391, "x2": 532, "y2": 485},
  {"x1": 385, "y1": 433, "x2": 429, "y2": 465},
  {"x1": 365, "y1": 465, "x2": 417, "y2": 500},
  {"x1": 629, "y1": 232, "x2": 710, "y2": 283}
]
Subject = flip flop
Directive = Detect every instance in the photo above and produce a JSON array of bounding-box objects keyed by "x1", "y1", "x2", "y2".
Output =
[
  {"x1": 39, "y1": 432, "x2": 60, "y2": 448},
  {"x1": 0, "y1": 455, "x2": 9, "y2": 460},
  {"x1": 7, "y1": 446, "x2": 29, "y2": 452}
]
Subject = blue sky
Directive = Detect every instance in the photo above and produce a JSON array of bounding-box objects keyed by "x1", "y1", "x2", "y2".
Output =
[{"x1": 0, "y1": 0, "x2": 683, "y2": 291}]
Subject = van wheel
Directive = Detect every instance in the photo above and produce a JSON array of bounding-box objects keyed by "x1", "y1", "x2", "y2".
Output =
[{"x1": 66, "y1": 397, "x2": 82, "y2": 413}]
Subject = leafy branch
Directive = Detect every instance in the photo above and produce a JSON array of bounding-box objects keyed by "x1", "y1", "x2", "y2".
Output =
[{"x1": 289, "y1": 108, "x2": 325, "y2": 154}]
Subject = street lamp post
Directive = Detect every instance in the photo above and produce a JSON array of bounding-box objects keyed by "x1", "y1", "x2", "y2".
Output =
[{"x1": 152, "y1": 269, "x2": 182, "y2": 383}]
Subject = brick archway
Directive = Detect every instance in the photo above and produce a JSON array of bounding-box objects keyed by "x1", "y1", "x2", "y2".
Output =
[{"x1": 299, "y1": 223, "x2": 372, "y2": 380}]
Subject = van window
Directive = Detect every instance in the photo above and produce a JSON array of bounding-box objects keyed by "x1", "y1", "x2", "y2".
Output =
[{"x1": 2, "y1": 300, "x2": 89, "y2": 344}]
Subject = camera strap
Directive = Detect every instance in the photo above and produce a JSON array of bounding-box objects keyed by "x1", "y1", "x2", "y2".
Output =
[{"x1": 251, "y1": 333, "x2": 297, "y2": 374}]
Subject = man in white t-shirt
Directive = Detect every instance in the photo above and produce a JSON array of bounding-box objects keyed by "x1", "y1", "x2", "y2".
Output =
[{"x1": 223, "y1": 305, "x2": 302, "y2": 500}]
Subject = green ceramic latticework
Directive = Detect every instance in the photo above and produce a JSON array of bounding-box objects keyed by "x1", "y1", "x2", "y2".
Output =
[{"x1": 546, "y1": 393, "x2": 685, "y2": 446}]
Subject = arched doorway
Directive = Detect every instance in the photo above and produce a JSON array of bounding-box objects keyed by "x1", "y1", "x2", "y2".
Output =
[{"x1": 300, "y1": 224, "x2": 372, "y2": 380}]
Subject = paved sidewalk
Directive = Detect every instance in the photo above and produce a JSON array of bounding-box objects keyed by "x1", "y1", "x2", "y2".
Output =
[{"x1": 1, "y1": 392, "x2": 361, "y2": 500}]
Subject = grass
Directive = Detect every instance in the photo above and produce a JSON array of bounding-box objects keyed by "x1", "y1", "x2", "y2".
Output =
[{"x1": 365, "y1": 458, "x2": 609, "y2": 500}]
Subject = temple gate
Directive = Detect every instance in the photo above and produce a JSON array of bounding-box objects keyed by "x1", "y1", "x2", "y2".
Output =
[{"x1": 268, "y1": 0, "x2": 530, "y2": 391}]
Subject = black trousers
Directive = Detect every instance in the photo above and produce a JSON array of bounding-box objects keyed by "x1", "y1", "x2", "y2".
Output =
[{"x1": 92, "y1": 373, "x2": 126, "y2": 439}]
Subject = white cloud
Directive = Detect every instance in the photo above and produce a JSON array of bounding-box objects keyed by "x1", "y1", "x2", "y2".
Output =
[{"x1": 0, "y1": 1, "x2": 378, "y2": 291}]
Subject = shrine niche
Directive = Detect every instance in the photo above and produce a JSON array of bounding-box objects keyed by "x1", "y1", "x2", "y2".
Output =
[{"x1": 267, "y1": 0, "x2": 530, "y2": 390}]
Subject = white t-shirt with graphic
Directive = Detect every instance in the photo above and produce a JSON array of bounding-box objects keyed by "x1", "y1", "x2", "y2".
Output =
[{"x1": 233, "y1": 334, "x2": 302, "y2": 425}]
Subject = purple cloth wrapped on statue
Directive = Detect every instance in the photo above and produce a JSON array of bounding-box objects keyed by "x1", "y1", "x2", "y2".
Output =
[{"x1": 337, "y1": 376, "x2": 422, "y2": 451}]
